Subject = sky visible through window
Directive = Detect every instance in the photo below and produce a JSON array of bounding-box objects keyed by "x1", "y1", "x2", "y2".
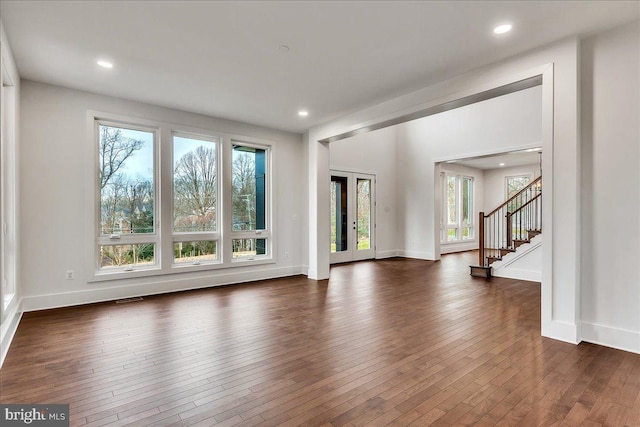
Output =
[
  {"x1": 114, "y1": 131, "x2": 214, "y2": 180},
  {"x1": 114, "y1": 127, "x2": 153, "y2": 180}
]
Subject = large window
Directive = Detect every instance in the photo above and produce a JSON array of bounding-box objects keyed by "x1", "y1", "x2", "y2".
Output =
[
  {"x1": 442, "y1": 174, "x2": 474, "y2": 243},
  {"x1": 98, "y1": 123, "x2": 156, "y2": 271},
  {"x1": 231, "y1": 143, "x2": 269, "y2": 260},
  {"x1": 505, "y1": 175, "x2": 532, "y2": 212},
  {"x1": 173, "y1": 134, "x2": 219, "y2": 265},
  {"x1": 94, "y1": 117, "x2": 272, "y2": 277}
]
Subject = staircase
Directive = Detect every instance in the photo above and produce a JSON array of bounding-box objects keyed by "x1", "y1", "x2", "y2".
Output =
[{"x1": 470, "y1": 176, "x2": 542, "y2": 278}]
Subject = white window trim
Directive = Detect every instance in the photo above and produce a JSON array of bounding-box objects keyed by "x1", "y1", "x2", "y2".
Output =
[
  {"x1": 0, "y1": 62, "x2": 17, "y2": 312},
  {"x1": 86, "y1": 111, "x2": 276, "y2": 283}
]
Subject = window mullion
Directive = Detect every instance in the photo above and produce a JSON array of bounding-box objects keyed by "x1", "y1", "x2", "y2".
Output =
[
  {"x1": 456, "y1": 175, "x2": 462, "y2": 240},
  {"x1": 159, "y1": 127, "x2": 173, "y2": 272},
  {"x1": 222, "y1": 137, "x2": 233, "y2": 263}
]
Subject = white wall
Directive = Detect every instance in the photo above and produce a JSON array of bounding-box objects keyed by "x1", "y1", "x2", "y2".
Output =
[
  {"x1": 307, "y1": 36, "x2": 580, "y2": 345},
  {"x1": 580, "y1": 21, "x2": 640, "y2": 353},
  {"x1": 483, "y1": 163, "x2": 541, "y2": 211},
  {"x1": 0, "y1": 20, "x2": 21, "y2": 367},
  {"x1": 329, "y1": 126, "x2": 398, "y2": 258},
  {"x1": 19, "y1": 80, "x2": 304, "y2": 311},
  {"x1": 492, "y1": 234, "x2": 542, "y2": 282},
  {"x1": 437, "y1": 163, "x2": 485, "y2": 255},
  {"x1": 395, "y1": 86, "x2": 542, "y2": 260}
]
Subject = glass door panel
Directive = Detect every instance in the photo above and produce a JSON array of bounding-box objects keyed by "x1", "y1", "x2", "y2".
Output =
[
  {"x1": 331, "y1": 176, "x2": 348, "y2": 253},
  {"x1": 356, "y1": 178, "x2": 371, "y2": 251}
]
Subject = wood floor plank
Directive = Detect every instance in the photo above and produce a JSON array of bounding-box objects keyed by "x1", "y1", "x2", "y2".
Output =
[{"x1": 2, "y1": 252, "x2": 639, "y2": 426}]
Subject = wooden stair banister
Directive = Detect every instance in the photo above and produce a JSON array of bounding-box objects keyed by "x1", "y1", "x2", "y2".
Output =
[
  {"x1": 486, "y1": 176, "x2": 542, "y2": 217},
  {"x1": 478, "y1": 211, "x2": 485, "y2": 267}
]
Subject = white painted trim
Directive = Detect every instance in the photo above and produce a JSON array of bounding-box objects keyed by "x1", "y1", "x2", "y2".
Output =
[
  {"x1": 440, "y1": 241, "x2": 477, "y2": 254},
  {"x1": 375, "y1": 250, "x2": 398, "y2": 259},
  {"x1": 432, "y1": 143, "x2": 544, "y2": 165},
  {"x1": 21, "y1": 266, "x2": 303, "y2": 312},
  {"x1": 546, "y1": 320, "x2": 580, "y2": 345},
  {"x1": 540, "y1": 62, "x2": 559, "y2": 341},
  {"x1": 0, "y1": 300, "x2": 22, "y2": 368},
  {"x1": 396, "y1": 250, "x2": 436, "y2": 260},
  {"x1": 582, "y1": 322, "x2": 640, "y2": 355}
]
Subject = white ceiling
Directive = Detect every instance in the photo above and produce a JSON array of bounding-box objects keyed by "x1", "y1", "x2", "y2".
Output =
[
  {"x1": 450, "y1": 150, "x2": 542, "y2": 170},
  {"x1": 1, "y1": 1, "x2": 638, "y2": 133}
]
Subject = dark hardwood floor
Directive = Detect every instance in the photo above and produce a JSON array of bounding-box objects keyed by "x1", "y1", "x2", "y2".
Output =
[{"x1": 1, "y1": 252, "x2": 639, "y2": 426}]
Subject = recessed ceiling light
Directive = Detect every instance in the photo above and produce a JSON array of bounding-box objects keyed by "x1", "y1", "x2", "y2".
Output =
[
  {"x1": 493, "y1": 24, "x2": 512, "y2": 35},
  {"x1": 298, "y1": 110, "x2": 309, "y2": 117},
  {"x1": 499, "y1": 162, "x2": 506, "y2": 166},
  {"x1": 97, "y1": 60, "x2": 113, "y2": 69},
  {"x1": 277, "y1": 45, "x2": 290, "y2": 53}
]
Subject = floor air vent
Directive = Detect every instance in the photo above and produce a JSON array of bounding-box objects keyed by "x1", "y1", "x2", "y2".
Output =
[{"x1": 115, "y1": 297, "x2": 144, "y2": 304}]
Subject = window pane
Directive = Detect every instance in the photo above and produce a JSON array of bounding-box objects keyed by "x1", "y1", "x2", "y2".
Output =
[
  {"x1": 232, "y1": 238, "x2": 267, "y2": 258},
  {"x1": 174, "y1": 241, "x2": 218, "y2": 264},
  {"x1": 99, "y1": 125, "x2": 154, "y2": 235},
  {"x1": 447, "y1": 176, "x2": 456, "y2": 225},
  {"x1": 506, "y1": 176, "x2": 531, "y2": 199},
  {"x1": 99, "y1": 244, "x2": 155, "y2": 269},
  {"x1": 173, "y1": 136, "x2": 217, "y2": 232},
  {"x1": 506, "y1": 175, "x2": 531, "y2": 212},
  {"x1": 462, "y1": 227, "x2": 473, "y2": 240},
  {"x1": 357, "y1": 179, "x2": 371, "y2": 251},
  {"x1": 462, "y1": 177, "x2": 472, "y2": 225},
  {"x1": 447, "y1": 228, "x2": 457, "y2": 241},
  {"x1": 330, "y1": 178, "x2": 348, "y2": 253},
  {"x1": 232, "y1": 145, "x2": 267, "y2": 231}
]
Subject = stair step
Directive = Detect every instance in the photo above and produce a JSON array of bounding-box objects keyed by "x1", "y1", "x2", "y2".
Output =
[
  {"x1": 512, "y1": 239, "x2": 530, "y2": 249},
  {"x1": 500, "y1": 248, "x2": 515, "y2": 257},
  {"x1": 470, "y1": 265, "x2": 492, "y2": 278},
  {"x1": 527, "y1": 229, "x2": 542, "y2": 237},
  {"x1": 486, "y1": 256, "x2": 502, "y2": 265}
]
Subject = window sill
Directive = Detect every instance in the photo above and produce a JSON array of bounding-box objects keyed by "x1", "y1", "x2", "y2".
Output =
[{"x1": 89, "y1": 257, "x2": 276, "y2": 283}]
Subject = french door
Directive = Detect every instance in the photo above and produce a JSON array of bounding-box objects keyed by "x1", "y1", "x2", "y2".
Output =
[{"x1": 330, "y1": 171, "x2": 376, "y2": 264}]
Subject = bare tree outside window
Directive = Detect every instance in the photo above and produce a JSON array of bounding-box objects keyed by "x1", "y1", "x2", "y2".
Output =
[
  {"x1": 173, "y1": 141, "x2": 217, "y2": 232},
  {"x1": 98, "y1": 124, "x2": 155, "y2": 268}
]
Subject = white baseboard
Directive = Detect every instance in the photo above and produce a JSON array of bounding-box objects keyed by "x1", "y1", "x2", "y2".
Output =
[
  {"x1": 376, "y1": 250, "x2": 398, "y2": 259},
  {"x1": 493, "y1": 268, "x2": 541, "y2": 282},
  {"x1": 1, "y1": 300, "x2": 22, "y2": 368},
  {"x1": 396, "y1": 250, "x2": 436, "y2": 260},
  {"x1": 21, "y1": 265, "x2": 304, "y2": 312},
  {"x1": 581, "y1": 321, "x2": 640, "y2": 354},
  {"x1": 440, "y1": 242, "x2": 477, "y2": 254},
  {"x1": 542, "y1": 319, "x2": 580, "y2": 345}
]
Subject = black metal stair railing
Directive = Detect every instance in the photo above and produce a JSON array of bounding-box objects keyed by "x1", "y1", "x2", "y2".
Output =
[{"x1": 478, "y1": 176, "x2": 542, "y2": 268}]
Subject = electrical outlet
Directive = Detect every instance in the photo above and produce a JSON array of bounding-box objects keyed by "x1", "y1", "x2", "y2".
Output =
[
  {"x1": 284, "y1": 251, "x2": 289, "y2": 259},
  {"x1": 66, "y1": 270, "x2": 75, "y2": 280}
]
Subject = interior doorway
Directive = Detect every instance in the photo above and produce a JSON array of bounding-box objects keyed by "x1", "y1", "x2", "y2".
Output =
[{"x1": 330, "y1": 171, "x2": 376, "y2": 264}]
